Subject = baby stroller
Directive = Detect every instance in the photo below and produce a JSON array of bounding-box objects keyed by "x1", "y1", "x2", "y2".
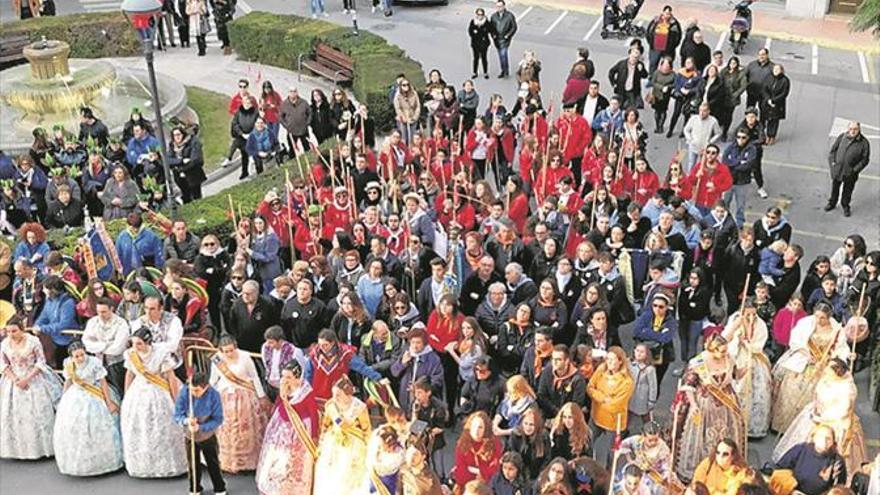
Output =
[{"x1": 601, "y1": 0, "x2": 646, "y2": 39}]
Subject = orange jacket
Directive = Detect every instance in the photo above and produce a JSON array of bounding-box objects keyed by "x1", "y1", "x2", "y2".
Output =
[{"x1": 587, "y1": 365, "x2": 634, "y2": 431}]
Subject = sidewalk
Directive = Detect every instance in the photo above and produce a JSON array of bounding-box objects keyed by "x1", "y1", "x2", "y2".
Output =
[
  {"x1": 509, "y1": 0, "x2": 878, "y2": 54},
  {"x1": 107, "y1": 47, "x2": 336, "y2": 194}
]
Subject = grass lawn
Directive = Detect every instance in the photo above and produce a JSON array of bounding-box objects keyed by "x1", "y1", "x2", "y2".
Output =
[{"x1": 186, "y1": 86, "x2": 230, "y2": 174}]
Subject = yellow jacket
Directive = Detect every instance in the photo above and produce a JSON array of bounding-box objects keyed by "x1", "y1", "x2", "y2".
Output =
[{"x1": 587, "y1": 365, "x2": 634, "y2": 431}]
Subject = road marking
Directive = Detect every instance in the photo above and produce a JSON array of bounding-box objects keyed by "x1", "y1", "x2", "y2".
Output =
[
  {"x1": 517, "y1": 6, "x2": 533, "y2": 21},
  {"x1": 79, "y1": 0, "x2": 117, "y2": 3},
  {"x1": 544, "y1": 10, "x2": 568, "y2": 35},
  {"x1": 858, "y1": 52, "x2": 870, "y2": 83},
  {"x1": 811, "y1": 44, "x2": 818, "y2": 75},
  {"x1": 764, "y1": 37, "x2": 772, "y2": 50},
  {"x1": 583, "y1": 15, "x2": 602, "y2": 41},
  {"x1": 764, "y1": 158, "x2": 880, "y2": 181},
  {"x1": 715, "y1": 32, "x2": 726, "y2": 52},
  {"x1": 82, "y1": 2, "x2": 120, "y2": 10}
]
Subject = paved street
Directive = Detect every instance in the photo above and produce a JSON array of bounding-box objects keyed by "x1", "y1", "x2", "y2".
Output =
[{"x1": 1, "y1": 1, "x2": 878, "y2": 493}]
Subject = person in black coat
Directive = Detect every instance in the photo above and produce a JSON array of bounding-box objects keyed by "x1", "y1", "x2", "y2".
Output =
[
  {"x1": 308, "y1": 89, "x2": 334, "y2": 144},
  {"x1": 536, "y1": 344, "x2": 586, "y2": 420},
  {"x1": 460, "y1": 256, "x2": 503, "y2": 316},
  {"x1": 167, "y1": 127, "x2": 207, "y2": 204},
  {"x1": 506, "y1": 408, "x2": 551, "y2": 479},
  {"x1": 680, "y1": 29, "x2": 711, "y2": 73},
  {"x1": 678, "y1": 267, "x2": 712, "y2": 362},
  {"x1": 645, "y1": 6, "x2": 683, "y2": 73},
  {"x1": 457, "y1": 356, "x2": 504, "y2": 418},
  {"x1": 230, "y1": 98, "x2": 258, "y2": 180},
  {"x1": 416, "y1": 258, "x2": 448, "y2": 321},
  {"x1": 678, "y1": 21, "x2": 701, "y2": 67},
  {"x1": 467, "y1": 8, "x2": 492, "y2": 79},
  {"x1": 769, "y1": 244, "x2": 803, "y2": 309},
  {"x1": 226, "y1": 280, "x2": 279, "y2": 353},
  {"x1": 45, "y1": 188, "x2": 83, "y2": 229},
  {"x1": 824, "y1": 121, "x2": 871, "y2": 217},
  {"x1": 752, "y1": 206, "x2": 792, "y2": 250},
  {"x1": 520, "y1": 327, "x2": 553, "y2": 389},
  {"x1": 280, "y1": 279, "x2": 327, "y2": 348},
  {"x1": 723, "y1": 228, "x2": 759, "y2": 316},
  {"x1": 608, "y1": 48, "x2": 649, "y2": 109},
  {"x1": 760, "y1": 64, "x2": 790, "y2": 143},
  {"x1": 475, "y1": 283, "x2": 514, "y2": 338},
  {"x1": 78, "y1": 107, "x2": 109, "y2": 148},
  {"x1": 193, "y1": 236, "x2": 231, "y2": 327},
  {"x1": 358, "y1": 320, "x2": 402, "y2": 379}
]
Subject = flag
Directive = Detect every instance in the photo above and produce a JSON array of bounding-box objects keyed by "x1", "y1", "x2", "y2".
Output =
[{"x1": 83, "y1": 225, "x2": 117, "y2": 281}]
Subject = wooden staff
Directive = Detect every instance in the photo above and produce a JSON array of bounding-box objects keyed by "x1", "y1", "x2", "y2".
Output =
[
  {"x1": 669, "y1": 393, "x2": 682, "y2": 484},
  {"x1": 456, "y1": 114, "x2": 464, "y2": 148},
  {"x1": 227, "y1": 194, "x2": 237, "y2": 232},
  {"x1": 237, "y1": 203, "x2": 243, "y2": 225},
  {"x1": 360, "y1": 114, "x2": 366, "y2": 154},
  {"x1": 284, "y1": 168, "x2": 296, "y2": 263},
  {"x1": 589, "y1": 185, "x2": 599, "y2": 231},
  {"x1": 737, "y1": 272, "x2": 751, "y2": 460},
  {"x1": 537, "y1": 151, "x2": 549, "y2": 207},
  {"x1": 608, "y1": 413, "x2": 623, "y2": 493},
  {"x1": 690, "y1": 149, "x2": 707, "y2": 201},
  {"x1": 850, "y1": 287, "x2": 867, "y2": 372},
  {"x1": 329, "y1": 148, "x2": 337, "y2": 188},
  {"x1": 186, "y1": 352, "x2": 197, "y2": 495}
]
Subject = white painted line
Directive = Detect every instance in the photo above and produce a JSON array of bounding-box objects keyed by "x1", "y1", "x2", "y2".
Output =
[
  {"x1": 764, "y1": 36, "x2": 772, "y2": 50},
  {"x1": 238, "y1": 0, "x2": 253, "y2": 14},
  {"x1": 79, "y1": 0, "x2": 117, "y2": 3},
  {"x1": 583, "y1": 15, "x2": 602, "y2": 41},
  {"x1": 517, "y1": 6, "x2": 533, "y2": 21},
  {"x1": 544, "y1": 10, "x2": 568, "y2": 35},
  {"x1": 858, "y1": 51, "x2": 870, "y2": 83},
  {"x1": 811, "y1": 44, "x2": 818, "y2": 75},
  {"x1": 715, "y1": 32, "x2": 725, "y2": 52}
]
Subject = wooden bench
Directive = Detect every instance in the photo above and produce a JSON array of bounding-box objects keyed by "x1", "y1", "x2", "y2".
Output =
[
  {"x1": 300, "y1": 42, "x2": 353, "y2": 85},
  {"x1": 0, "y1": 33, "x2": 30, "y2": 68}
]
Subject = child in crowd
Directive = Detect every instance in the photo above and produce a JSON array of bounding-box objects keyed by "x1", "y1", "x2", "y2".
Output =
[
  {"x1": 627, "y1": 343, "x2": 657, "y2": 433},
  {"x1": 752, "y1": 282, "x2": 777, "y2": 327},
  {"x1": 490, "y1": 452, "x2": 531, "y2": 495},
  {"x1": 759, "y1": 239, "x2": 788, "y2": 286},
  {"x1": 806, "y1": 272, "x2": 849, "y2": 322},
  {"x1": 769, "y1": 293, "x2": 806, "y2": 360}
]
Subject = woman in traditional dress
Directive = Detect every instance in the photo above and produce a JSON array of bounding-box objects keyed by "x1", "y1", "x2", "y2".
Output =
[
  {"x1": 255, "y1": 361, "x2": 319, "y2": 495},
  {"x1": 313, "y1": 375, "x2": 372, "y2": 493},
  {"x1": 770, "y1": 302, "x2": 848, "y2": 433},
  {"x1": 673, "y1": 334, "x2": 746, "y2": 482},
  {"x1": 0, "y1": 317, "x2": 63, "y2": 459},
  {"x1": 397, "y1": 444, "x2": 445, "y2": 495},
  {"x1": 366, "y1": 424, "x2": 406, "y2": 494},
  {"x1": 772, "y1": 357, "x2": 867, "y2": 479},
  {"x1": 722, "y1": 299, "x2": 772, "y2": 438},
  {"x1": 210, "y1": 335, "x2": 270, "y2": 473},
  {"x1": 54, "y1": 341, "x2": 124, "y2": 476},
  {"x1": 120, "y1": 328, "x2": 186, "y2": 478},
  {"x1": 617, "y1": 421, "x2": 681, "y2": 495}
]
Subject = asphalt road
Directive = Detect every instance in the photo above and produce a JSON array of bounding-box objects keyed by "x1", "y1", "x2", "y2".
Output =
[{"x1": 1, "y1": 1, "x2": 878, "y2": 493}]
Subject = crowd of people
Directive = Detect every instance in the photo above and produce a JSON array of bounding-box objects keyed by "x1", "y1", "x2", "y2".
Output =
[{"x1": 1, "y1": 1, "x2": 878, "y2": 494}]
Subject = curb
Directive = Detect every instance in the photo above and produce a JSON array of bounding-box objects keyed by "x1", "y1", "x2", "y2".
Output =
[{"x1": 498, "y1": 0, "x2": 880, "y2": 55}]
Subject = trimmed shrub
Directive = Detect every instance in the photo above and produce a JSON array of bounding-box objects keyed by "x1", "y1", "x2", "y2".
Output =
[
  {"x1": 228, "y1": 12, "x2": 426, "y2": 132},
  {"x1": 0, "y1": 13, "x2": 141, "y2": 59}
]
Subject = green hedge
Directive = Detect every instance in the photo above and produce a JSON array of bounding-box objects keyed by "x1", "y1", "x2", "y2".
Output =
[
  {"x1": 0, "y1": 12, "x2": 140, "y2": 59},
  {"x1": 228, "y1": 12, "x2": 426, "y2": 132}
]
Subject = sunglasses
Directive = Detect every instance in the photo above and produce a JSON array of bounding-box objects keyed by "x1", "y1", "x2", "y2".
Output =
[
  {"x1": 706, "y1": 151, "x2": 718, "y2": 155},
  {"x1": 231, "y1": 276, "x2": 244, "y2": 280},
  {"x1": 394, "y1": 305, "x2": 407, "y2": 310},
  {"x1": 652, "y1": 303, "x2": 667, "y2": 309},
  {"x1": 716, "y1": 450, "x2": 732, "y2": 457},
  {"x1": 203, "y1": 242, "x2": 216, "y2": 247},
  {"x1": 239, "y1": 85, "x2": 248, "y2": 89}
]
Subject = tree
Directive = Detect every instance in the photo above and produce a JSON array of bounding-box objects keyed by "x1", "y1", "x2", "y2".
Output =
[{"x1": 850, "y1": 0, "x2": 880, "y2": 39}]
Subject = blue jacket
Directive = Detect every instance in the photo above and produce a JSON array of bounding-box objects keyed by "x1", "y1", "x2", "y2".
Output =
[
  {"x1": 356, "y1": 275, "x2": 384, "y2": 318},
  {"x1": 632, "y1": 308, "x2": 677, "y2": 345},
  {"x1": 126, "y1": 134, "x2": 160, "y2": 167},
  {"x1": 244, "y1": 128, "x2": 278, "y2": 157},
  {"x1": 723, "y1": 142, "x2": 758, "y2": 185},
  {"x1": 759, "y1": 248, "x2": 785, "y2": 278},
  {"x1": 390, "y1": 348, "x2": 445, "y2": 412},
  {"x1": 34, "y1": 293, "x2": 77, "y2": 346},
  {"x1": 173, "y1": 385, "x2": 224, "y2": 437},
  {"x1": 116, "y1": 227, "x2": 166, "y2": 276},
  {"x1": 591, "y1": 107, "x2": 623, "y2": 135},
  {"x1": 13, "y1": 241, "x2": 50, "y2": 271},
  {"x1": 250, "y1": 232, "x2": 283, "y2": 292}
]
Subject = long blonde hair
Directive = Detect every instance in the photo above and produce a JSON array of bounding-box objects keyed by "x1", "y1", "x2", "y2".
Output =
[{"x1": 506, "y1": 375, "x2": 536, "y2": 402}]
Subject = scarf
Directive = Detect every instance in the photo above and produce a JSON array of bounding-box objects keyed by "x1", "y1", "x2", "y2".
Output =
[
  {"x1": 534, "y1": 345, "x2": 552, "y2": 378},
  {"x1": 552, "y1": 363, "x2": 578, "y2": 390},
  {"x1": 465, "y1": 248, "x2": 484, "y2": 272}
]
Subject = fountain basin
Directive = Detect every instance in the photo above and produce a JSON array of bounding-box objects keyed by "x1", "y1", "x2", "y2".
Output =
[{"x1": 0, "y1": 59, "x2": 188, "y2": 154}]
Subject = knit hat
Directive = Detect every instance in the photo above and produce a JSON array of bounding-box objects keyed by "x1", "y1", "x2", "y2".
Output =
[
  {"x1": 265, "y1": 190, "x2": 280, "y2": 203},
  {"x1": 365, "y1": 181, "x2": 381, "y2": 192}
]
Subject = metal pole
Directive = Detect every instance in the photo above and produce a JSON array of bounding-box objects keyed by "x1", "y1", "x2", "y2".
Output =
[{"x1": 142, "y1": 38, "x2": 177, "y2": 214}]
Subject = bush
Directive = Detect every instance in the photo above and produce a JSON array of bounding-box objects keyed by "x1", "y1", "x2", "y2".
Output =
[
  {"x1": 228, "y1": 12, "x2": 426, "y2": 132},
  {"x1": 0, "y1": 13, "x2": 141, "y2": 59},
  {"x1": 186, "y1": 87, "x2": 232, "y2": 174}
]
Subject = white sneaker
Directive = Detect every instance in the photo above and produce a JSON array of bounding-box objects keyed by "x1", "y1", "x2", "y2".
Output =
[
  {"x1": 215, "y1": 492, "x2": 227, "y2": 495},
  {"x1": 757, "y1": 187, "x2": 768, "y2": 199},
  {"x1": 322, "y1": 12, "x2": 329, "y2": 17},
  {"x1": 221, "y1": 158, "x2": 232, "y2": 168},
  {"x1": 311, "y1": 13, "x2": 317, "y2": 18},
  {"x1": 343, "y1": 8, "x2": 349, "y2": 13},
  {"x1": 371, "y1": 6, "x2": 376, "y2": 12}
]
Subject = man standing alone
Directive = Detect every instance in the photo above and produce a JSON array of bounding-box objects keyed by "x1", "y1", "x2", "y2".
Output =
[
  {"x1": 489, "y1": 0, "x2": 517, "y2": 79},
  {"x1": 645, "y1": 5, "x2": 682, "y2": 74},
  {"x1": 174, "y1": 373, "x2": 226, "y2": 495},
  {"x1": 824, "y1": 121, "x2": 870, "y2": 217}
]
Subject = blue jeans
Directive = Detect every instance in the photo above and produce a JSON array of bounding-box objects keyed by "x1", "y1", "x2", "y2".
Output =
[
  {"x1": 680, "y1": 318, "x2": 705, "y2": 361},
  {"x1": 723, "y1": 184, "x2": 749, "y2": 227},
  {"x1": 686, "y1": 150, "x2": 699, "y2": 174},
  {"x1": 496, "y1": 45, "x2": 510, "y2": 75},
  {"x1": 310, "y1": 0, "x2": 325, "y2": 15}
]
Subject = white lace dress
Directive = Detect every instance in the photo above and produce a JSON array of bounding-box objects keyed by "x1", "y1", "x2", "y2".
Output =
[
  {"x1": 54, "y1": 355, "x2": 124, "y2": 475},
  {"x1": 0, "y1": 334, "x2": 63, "y2": 459},
  {"x1": 120, "y1": 348, "x2": 186, "y2": 478}
]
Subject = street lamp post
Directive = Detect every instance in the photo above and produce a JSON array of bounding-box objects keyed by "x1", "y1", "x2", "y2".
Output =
[{"x1": 121, "y1": 0, "x2": 176, "y2": 213}]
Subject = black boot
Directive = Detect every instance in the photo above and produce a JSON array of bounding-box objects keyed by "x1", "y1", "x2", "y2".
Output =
[{"x1": 658, "y1": 112, "x2": 666, "y2": 134}]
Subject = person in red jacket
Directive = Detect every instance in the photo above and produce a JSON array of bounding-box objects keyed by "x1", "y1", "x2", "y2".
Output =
[
  {"x1": 535, "y1": 151, "x2": 574, "y2": 205},
  {"x1": 487, "y1": 118, "x2": 516, "y2": 189},
  {"x1": 323, "y1": 187, "x2": 354, "y2": 233},
  {"x1": 630, "y1": 155, "x2": 661, "y2": 206},
  {"x1": 228, "y1": 78, "x2": 256, "y2": 115},
  {"x1": 519, "y1": 105, "x2": 549, "y2": 151},
  {"x1": 436, "y1": 186, "x2": 477, "y2": 233},
  {"x1": 378, "y1": 129, "x2": 412, "y2": 176},
  {"x1": 554, "y1": 103, "x2": 592, "y2": 187},
  {"x1": 430, "y1": 148, "x2": 456, "y2": 187},
  {"x1": 687, "y1": 143, "x2": 733, "y2": 214},
  {"x1": 256, "y1": 190, "x2": 297, "y2": 268},
  {"x1": 519, "y1": 135, "x2": 540, "y2": 191},
  {"x1": 505, "y1": 176, "x2": 530, "y2": 235},
  {"x1": 451, "y1": 411, "x2": 503, "y2": 488},
  {"x1": 293, "y1": 205, "x2": 334, "y2": 259},
  {"x1": 581, "y1": 133, "x2": 608, "y2": 193}
]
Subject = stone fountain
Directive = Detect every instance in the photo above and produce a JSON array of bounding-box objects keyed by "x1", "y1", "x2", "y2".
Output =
[{"x1": 0, "y1": 37, "x2": 187, "y2": 153}]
